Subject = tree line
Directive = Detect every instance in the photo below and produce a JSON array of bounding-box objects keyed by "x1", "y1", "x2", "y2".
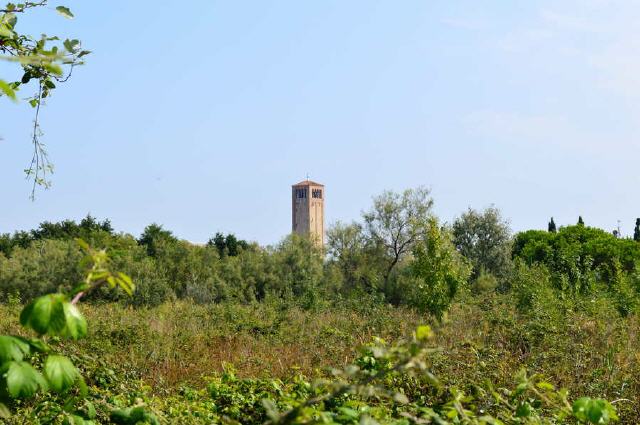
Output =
[{"x1": 2, "y1": 188, "x2": 640, "y2": 319}]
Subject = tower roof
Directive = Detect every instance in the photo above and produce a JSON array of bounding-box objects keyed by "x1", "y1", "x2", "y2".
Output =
[{"x1": 292, "y1": 179, "x2": 324, "y2": 187}]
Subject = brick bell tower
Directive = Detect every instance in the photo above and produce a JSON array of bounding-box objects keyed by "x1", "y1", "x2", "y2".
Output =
[{"x1": 292, "y1": 179, "x2": 324, "y2": 246}]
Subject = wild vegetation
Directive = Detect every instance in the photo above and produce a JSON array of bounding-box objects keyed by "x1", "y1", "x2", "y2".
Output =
[{"x1": 0, "y1": 188, "x2": 639, "y2": 423}]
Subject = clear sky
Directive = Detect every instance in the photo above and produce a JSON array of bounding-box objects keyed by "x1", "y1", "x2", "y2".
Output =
[{"x1": 2, "y1": 1, "x2": 639, "y2": 245}]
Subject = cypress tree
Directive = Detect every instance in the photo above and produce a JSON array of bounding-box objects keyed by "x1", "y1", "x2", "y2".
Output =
[
  {"x1": 634, "y1": 218, "x2": 640, "y2": 242},
  {"x1": 548, "y1": 217, "x2": 557, "y2": 233},
  {"x1": 578, "y1": 216, "x2": 584, "y2": 226}
]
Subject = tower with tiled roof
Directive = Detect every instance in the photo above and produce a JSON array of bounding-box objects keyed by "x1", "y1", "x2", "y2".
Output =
[{"x1": 292, "y1": 179, "x2": 324, "y2": 246}]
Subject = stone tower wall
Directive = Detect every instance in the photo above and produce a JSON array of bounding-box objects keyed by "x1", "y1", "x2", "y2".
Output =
[{"x1": 291, "y1": 181, "x2": 324, "y2": 246}]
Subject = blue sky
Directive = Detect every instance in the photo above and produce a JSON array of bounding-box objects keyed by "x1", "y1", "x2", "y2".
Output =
[{"x1": 2, "y1": 1, "x2": 639, "y2": 244}]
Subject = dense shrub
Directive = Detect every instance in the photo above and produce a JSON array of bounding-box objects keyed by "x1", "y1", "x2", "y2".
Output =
[
  {"x1": 513, "y1": 224, "x2": 640, "y2": 292},
  {"x1": 393, "y1": 220, "x2": 470, "y2": 318}
]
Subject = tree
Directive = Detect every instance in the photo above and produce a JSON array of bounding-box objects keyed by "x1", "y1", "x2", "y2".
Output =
[
  {"x1": 578, "y1": 216, "x2": 585, "y2": 226},
  {"x1": 209, "y1": 232, "x2": 226, "y2": 257},
  {"x1": 397, "y1": 218, "x2": 470, "y2": 319},
  {"x1": 326, "y1": 221, "x2": 385, "y2": 293},
  {"x1": 1, "y1": 1, "x2": 89, "y2": 197},
  {"x1": 634, "y1": 218, "x2": 640, "y2": 242},
  {"x1": 138, "y1": 224, "x2": 177, "y2": 257},
  {"x1": 362, "y1": 187, "x2": 434, "y2": 287},
  {"x1": 207, "y1": 232, "x2": 249, "y2": 257},
  {"x1": 270, "y1": 234, "x2": 324, "y2": 302},
  {"x1": 452, "y1": 206, "x2": 512, "y2": 280},
  {"x1": 548, "y1": 217, "x2": 557, "y2": 233}
]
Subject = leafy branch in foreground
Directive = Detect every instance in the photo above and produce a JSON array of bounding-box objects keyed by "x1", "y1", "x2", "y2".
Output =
[
  {"x1": 1, "y1": 1, "x2": 89, "y2": 198},
  {"x1": 0, "y1": 240, "x2": 155, "y2": 424}
]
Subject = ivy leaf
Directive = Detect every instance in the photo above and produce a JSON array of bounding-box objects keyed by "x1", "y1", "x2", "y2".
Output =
[
  {"x1": 44, "y1": 355, "x2": 80, "y2": 393},
  {"x1": 0, "y1": 80, "x2": 17, "y2": 101},
  {"x1": 4, "y1": 361, "x2": 47, "y2": 398},
  {"x1": 55, "y1": 6, "x2": 74, "y2": 19},
  {"x1": 0, "y1": 336, "x2": 30, "y2": 362}
]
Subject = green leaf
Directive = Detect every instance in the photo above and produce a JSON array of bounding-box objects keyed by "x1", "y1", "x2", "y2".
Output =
[
  {"x1": 4, "y1": 361, "x2": 47, "y2": 398},
  {"x1": 63, "y1": 38, "x2": 80, "y2": 52},
  {"x1": 20, "y1": 294, "x2": 87, "y2": 340},
  {"x1": 515, "y1": 402, "x2": 532, "y2": 418},
  {"x1": 573, "y1": 397, "x2": 618, "y2": 424},
  {"x1": 44, "y1": 63, "x2": 63, "y2": 76},
  {"x1": 0, "y1": 336, "x2": 30, "y2": 362},
  {"x1": 0, "y1": 80, "x2": 17, "y2": 101},
  {"x1": 20, "y1": 294, "x2": 59, "y2": 335},
  {"x1": 44, "y1": 355, "x2": 80, "y2": 393},
  {"x1": 24, "y1": 337, "x2": 50, "y2": 353},
  {"x1": 55, "y1": 6, "x2": 74, "y2": 19},
  {"x1": 116, "y1": 272, "x2": 135, "y2": 296},
  {"x1": 61, "y1": 302, "x2": 87, "y2": 340},
  {"x1": 0, "y1": 25, "x2": 13, "y2": 38},
  {"x1": 3, "y1": 12, "x2": 17, "y2": 28}
]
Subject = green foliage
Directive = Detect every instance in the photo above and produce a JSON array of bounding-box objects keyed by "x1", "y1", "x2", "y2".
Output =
[
  {"x1": 44, "y1": 355, "x2": 81, "y2": 393},
  {"x1": 452, "y1": 206, "x2": 513, "y2": 280},
  {"x1": 0, "y1": 240, "x2": 162, "y2": 423},
  {"x1": 137, "y1": 223, "x2": 178, "y2": 257},
  {"x1": 362, "y1": 186, "x2": 434, "y2": 285},
  {"x1": 110, "y1": 406, "x2": 160, "y2": 425},
  {"x1": 548, "y1": 217, "x2": 557, "y2": 233},
  {"x1": 513, "y1": 224, "x2": 640, "y2": 294},
  {"x1": 395, "y1": 219, "x2": 471, "y2": 319},
  {"x1": 326, "y1": 221, "x2": 385, "y2": 294},
  {"x1": 1, "y1": 1, "x2": 89, "y2": 194},
  {"x1": 573, "y1": 397, "x2": 618, "y2": 424},
  {"x1": 0, "y1": 214, "x2": 114, "y2": 257},
  {"x1": 207, "y1": 232, "x2": 250, "y2": 257},
  {"x1": 510, "y1": 259, "x2": 555, "y2": 312},
  {"x1": 20, "y1": 293, "x2": 87, "y2": 339},
  {"x1": 471, "y1": 268, "x2": 498, "y2": 294}
]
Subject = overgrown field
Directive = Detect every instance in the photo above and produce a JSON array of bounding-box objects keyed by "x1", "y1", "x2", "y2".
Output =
[{"x1": 1, "y1": 289, "x2": 638, "y2": 423}]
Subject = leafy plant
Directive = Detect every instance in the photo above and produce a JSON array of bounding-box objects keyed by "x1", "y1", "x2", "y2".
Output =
[
  {"x1": 0, "y1": 239, "x2": 151, "y2": 423},
  {"x1": 1, "y1": 1, "x2": 89, "y2": 197}
]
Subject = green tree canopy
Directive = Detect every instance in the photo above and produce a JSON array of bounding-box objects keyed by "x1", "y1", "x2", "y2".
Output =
[
  {"x1": 362, "y1": 186, "x2": 434, "y2": 287},
  {"x1": 451, "y1": 206, "x2": 512, "y2": 280}
]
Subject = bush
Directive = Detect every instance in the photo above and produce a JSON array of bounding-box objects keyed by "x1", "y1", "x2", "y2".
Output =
[
  {"x1": 513, "y1": 225, "x2": 640, "y2": 292},
  {"x1": 394, "y1": 220, "x2": 470, "y2": 319},
  {"x1": 510, "y1": 259, "x2": 554, "y2": 313}
]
